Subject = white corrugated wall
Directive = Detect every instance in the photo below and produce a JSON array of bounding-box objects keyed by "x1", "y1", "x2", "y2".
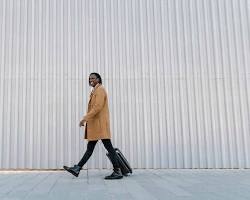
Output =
[{"x1": 0, "y1": 0, "x2": 250, "y2": 169}]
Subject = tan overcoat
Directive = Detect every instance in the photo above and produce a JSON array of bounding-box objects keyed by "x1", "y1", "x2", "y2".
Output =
[{"x1": 83, "y1": 84, "x2": 111, "y2": 141}]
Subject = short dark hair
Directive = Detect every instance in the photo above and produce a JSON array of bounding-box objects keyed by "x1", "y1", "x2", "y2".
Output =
[{"x1": 89, "y1": 72, "x2": 102, "y2": 84}]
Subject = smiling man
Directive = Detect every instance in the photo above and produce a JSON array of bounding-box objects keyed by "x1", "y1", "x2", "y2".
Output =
[{"x1": 63, "y1": 73, "x2": 123, "y2": 180}]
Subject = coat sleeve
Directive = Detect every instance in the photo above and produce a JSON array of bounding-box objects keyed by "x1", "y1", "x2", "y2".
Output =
[{"x1": 83, "y1": 88, "x2": 106, "y2": 121}]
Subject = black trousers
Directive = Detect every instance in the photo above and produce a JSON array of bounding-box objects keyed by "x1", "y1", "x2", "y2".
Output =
[{"x1": 77, "y1": 139, "x2": 120, "y2": 169}]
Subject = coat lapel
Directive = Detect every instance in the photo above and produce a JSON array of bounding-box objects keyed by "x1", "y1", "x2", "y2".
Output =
[{"x1": 88, "y1": 84, "x2": 101, "y2": 103}]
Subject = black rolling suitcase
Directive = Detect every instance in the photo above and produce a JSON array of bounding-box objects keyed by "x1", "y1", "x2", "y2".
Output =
[{"x1": 106, "y1": 148, "x2": 132, "y2": 176}]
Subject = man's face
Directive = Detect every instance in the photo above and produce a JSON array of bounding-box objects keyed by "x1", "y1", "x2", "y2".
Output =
[{"x1": 89, "y1": 74, "x2": 99, "y2": 87}]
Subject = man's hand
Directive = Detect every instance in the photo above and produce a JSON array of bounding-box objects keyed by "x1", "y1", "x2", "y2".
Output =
[{"x1": 79, "y1": 119, "x2": 86, "y2": 127}]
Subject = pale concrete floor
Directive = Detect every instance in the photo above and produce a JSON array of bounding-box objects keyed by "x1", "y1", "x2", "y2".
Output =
[{"x1": 0, "y1": 169, "x2": 250, "y2": 200}]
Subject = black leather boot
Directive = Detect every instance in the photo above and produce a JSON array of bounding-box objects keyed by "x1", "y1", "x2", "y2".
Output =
[
  {"x1": 63, "y1": 165, "x2": 81, "y2": 177},
  {"x1": 104, "y1": 168, "x2": 123, "y2": 180}
]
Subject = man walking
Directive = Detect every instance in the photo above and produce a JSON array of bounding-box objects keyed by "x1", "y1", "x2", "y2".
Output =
[{"x1": 63, "y1": 73, "x2": 123, "y2": 180}]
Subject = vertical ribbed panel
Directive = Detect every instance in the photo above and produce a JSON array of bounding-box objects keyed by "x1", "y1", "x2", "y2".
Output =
[{"x1": 0, "y1": 0, "x2": 250, "y2": 169}]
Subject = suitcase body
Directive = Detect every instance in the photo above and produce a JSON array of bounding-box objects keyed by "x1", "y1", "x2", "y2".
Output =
[{"x1": 106, "y1": 148, "x2": 132, "y2": 176}]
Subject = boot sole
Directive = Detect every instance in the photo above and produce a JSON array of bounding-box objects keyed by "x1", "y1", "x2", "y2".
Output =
[{"x1": 104, "y1": 176, "x2": 123, "y2": 180}]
